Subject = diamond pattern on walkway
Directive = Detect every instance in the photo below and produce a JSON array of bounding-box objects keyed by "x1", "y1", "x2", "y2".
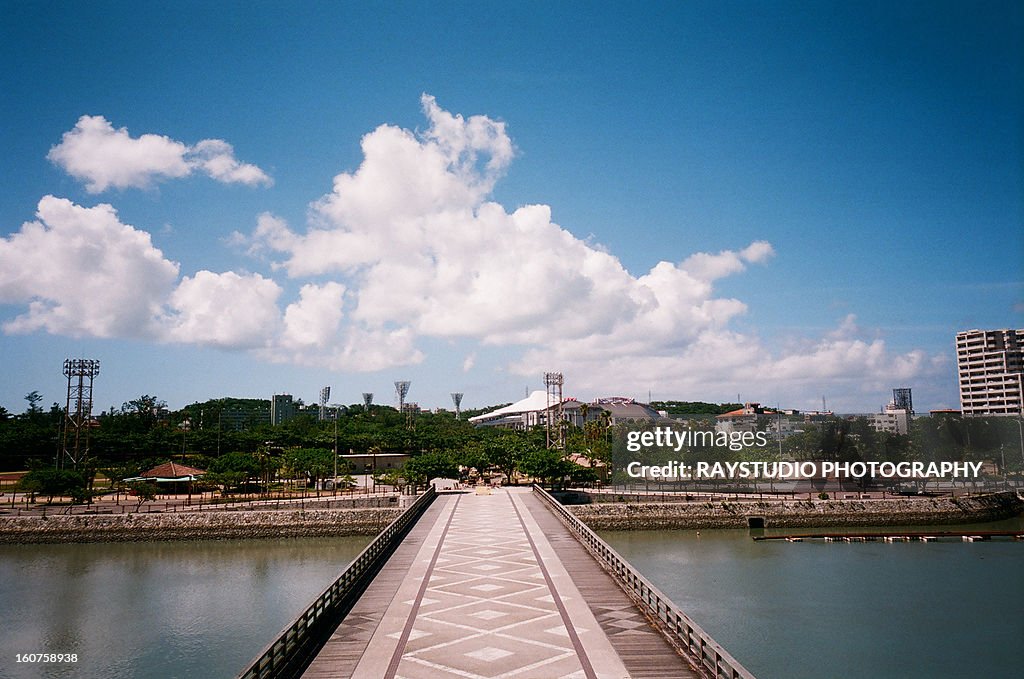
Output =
[
  {"x1": 303, "y1": 488, "x2": 699, "y2": 679},
  {"x1": 342, "y1": 489, "x2": 630, "y2": 679}
]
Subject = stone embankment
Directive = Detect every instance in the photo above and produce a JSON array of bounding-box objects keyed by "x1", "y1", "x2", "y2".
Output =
[
  {"x1": 568, "y1": 491, "x2": 1024, "y2": 530},
  {"x1": 0, "y1": 508, "x2": 402, "y2": 544}
]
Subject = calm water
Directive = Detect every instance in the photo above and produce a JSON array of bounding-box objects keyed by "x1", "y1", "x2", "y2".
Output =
[
  {"x1": 601, "y1": 516, "x2": 1024, "y2": 679},
  {"x1": 0, "y1": 536, "x2": 370, "y2": 679},
  {"x1": 2, "y1": 522, "x2": 1022, "y2": 679}
]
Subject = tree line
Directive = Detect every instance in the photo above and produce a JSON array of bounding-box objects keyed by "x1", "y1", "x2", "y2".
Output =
[
  {"x1": 0, "y1": 393, "x2": 610, "y2": 502},
  {"x1": 3, "y1": 392, "x2": 1021, "y2": 502}
]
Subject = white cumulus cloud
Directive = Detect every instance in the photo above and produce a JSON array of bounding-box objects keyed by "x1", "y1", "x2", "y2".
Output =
[
  {"x1": 245, "y1": 95, "x2": 938, "y2": 400},
  {"x1": 0, "y1": 196, "x2": 179, "y2": 337},
  {"x1": 6, "y1": 97, "x2": 940, "y2": 408},
  {"x1": 165, "y1": 271, "x2": 282, "y2": 349},
  {"x1": 187, "y1": 139, "x2": 272, "y2": 186},
  {"x1": 0, "y1": 197, "x2": 290, "y2": 351},
  {"x1": 48, "y1": 115, "x2": 271, "y2": 192},
  {"x1": 281, "y1": 282, "x2": 347, "y2": 349}
]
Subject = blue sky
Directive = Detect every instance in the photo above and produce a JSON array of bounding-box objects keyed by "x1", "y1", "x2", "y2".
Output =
[{"x1": 1, "y1": 0, "x2": 1021, "y2": 415}]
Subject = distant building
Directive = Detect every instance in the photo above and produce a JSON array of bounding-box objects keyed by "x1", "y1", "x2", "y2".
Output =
[
  {"x1": 892, "y1": 387, "x2": 914, "y2": 414},
  {"x1": 590, "y1": 397, "x2": 663, "y2": 425},
  {"x1": 124, "y1": 461, "x2": 205, "y2": 494},
  {"x1": 271, "y1": 393, "x2": 298, "y2": 426},
  {"x1": 956, "y1": 329, "x2": 1024, "y2": 417},
  {"x1": 865, "y1": 388, "x2": 914, "y2": 435},
  {"x1": 469, "y1": 393, "x2": 663, "y2": 430},
  {"x1": 469, "y1": 390, "x2": 552, "y2": 429},
  {"x1": 867, "y1": 405, "x2": 910, "y2": 436},
  {"x1": 562, "y1": 397, "x2": 663, "y2": 427},
  {"x1": 341, "y1": 452, "x2": 411, "y2": 474},
  {"x1": 221, "y1": 406, "x2": 271, "y2": 431},
  {"x1": 716, "y1": 403, "x2": 771, "y2": 434},
  {"x1": 766, "y1": 416, "x2": 804, "y2": 440}
]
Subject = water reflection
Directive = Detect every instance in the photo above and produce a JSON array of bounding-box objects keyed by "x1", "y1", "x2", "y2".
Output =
[{"x1": 0, "y1": 537, "x2": 370, "y2": 679}]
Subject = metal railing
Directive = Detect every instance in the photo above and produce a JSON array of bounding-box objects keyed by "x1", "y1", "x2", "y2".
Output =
[
  {"x1": 236, "y1": 486, "x2": 437, "y2": 679},
  {"x1": 0, "y1": 495, "x2": 401, "y2": 517},
  {"x1": 0, "y1": 485, "x2": 401, "y2": 516},
  {"x1": 533, "y1": 484, "x2": 757, "y2": 679}
]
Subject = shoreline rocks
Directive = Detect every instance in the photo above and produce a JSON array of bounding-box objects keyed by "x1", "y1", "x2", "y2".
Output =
[
  {"x1": 568, "y1": 491, "x2": 1024, "y2": 530},
  {"x1": 0, "y1": 508, "x2": 402, "y2": 544},
  {"x1": 3, "y1": 492, "x2": 1020, "y2": 543}
]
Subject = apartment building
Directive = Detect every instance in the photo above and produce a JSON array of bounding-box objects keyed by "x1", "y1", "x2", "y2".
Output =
[
  {"x1": 866, "y1": 406, "x2": 910, "y2": 435},
  {"x1": 271, "y1": 393, "x2": 298, "y2": 426},
  {"x1": 956, "y1": 329, "x2": 1024, "y2": 417}
]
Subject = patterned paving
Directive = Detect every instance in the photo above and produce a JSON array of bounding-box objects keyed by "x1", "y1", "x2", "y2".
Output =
[{"x1": 304, "y1": 488, "x2": 697, "y2": 679}]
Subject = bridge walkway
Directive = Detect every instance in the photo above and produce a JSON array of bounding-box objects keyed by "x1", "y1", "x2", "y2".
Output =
[{"x1": 302, "y1": 487, "x2": 699, "y2": 679}]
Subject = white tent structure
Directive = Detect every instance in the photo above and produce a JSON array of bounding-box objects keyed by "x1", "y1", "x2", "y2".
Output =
[{"x1": 468, "y1": 390, "x2": 551, "y2": 429}]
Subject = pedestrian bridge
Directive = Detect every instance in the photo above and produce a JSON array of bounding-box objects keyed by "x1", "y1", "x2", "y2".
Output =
[{"x1": 238, "y1": 486, "x2": 754, "y2": 679}]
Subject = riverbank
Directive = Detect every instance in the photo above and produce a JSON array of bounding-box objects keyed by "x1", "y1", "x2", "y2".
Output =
[
  {"x1": 0, "y1": 507, "x2": 401, "y2": 544},
  {"x1": 568, "y1": 490, "x2": 1024, "y2": 530},
  {"x1": 4, "y1": 491, "x2": 1021, "y2": 543}
]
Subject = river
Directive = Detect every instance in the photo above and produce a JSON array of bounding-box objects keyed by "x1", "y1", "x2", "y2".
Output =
[
  {"x1": 1, "y1": 519, "x2": 1022, "y2": 678},
  {"x1": 600, "y1": 516, "x2": 1024, "y2": 679},
  {"x1": 0, "y1": 536, "x2": 370, "y2": 679}
]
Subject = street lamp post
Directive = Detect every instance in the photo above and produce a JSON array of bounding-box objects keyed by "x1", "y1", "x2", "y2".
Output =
[
  {"x1": 1016, "y1": 418, "x2": 1024, "y2": 465},
  {"x1": 1001, "y1": 444, "x2": 1007, "y2": 488},
  {"x1": 1011, "y1": 417, "x2": 1023, "y2": 489},
  {"x1": 333, "y1": 406, "x2": 339, "y2": 497}
]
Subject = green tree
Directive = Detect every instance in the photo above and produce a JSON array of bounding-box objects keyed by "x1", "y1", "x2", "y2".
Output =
[
  {"x1": 208, "y1": 451, "x2": 262, "y2": 477},
  {"x1": 373, "y1": 468, "x2": 410, "y2": 493},
  {"x1": 129, "y1": 481, "x2": 160, "y2": 511},
  {"x1": 404, "y1": 451, "x2": 460, "y2": 486},
  {"x1": 283, "y1": 448, "x2": 333, "y2": 495},
  {"x1": 520, "y1": 448, "x2": 576, "y2": 489},
  {"x1": 101, "y1": 460, "x2": 145, "y2": 504},
  {"x1": 206, "y1": 471, "x2": 248, "y2": 496},
  {"x1": 19, "y1": 468, "x2": 87, "y2": 504},
  {"x1": 484, "y1": 433, "x2": 530, "y2": 485},
  {"x1": 24, "y1": 391, "x2": 43, "y2": 415}
]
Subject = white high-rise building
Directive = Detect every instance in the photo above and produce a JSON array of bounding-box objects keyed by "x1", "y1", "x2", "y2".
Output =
[{"x1": 956, "y1": 329, "x2": 1024, "y2": 417}]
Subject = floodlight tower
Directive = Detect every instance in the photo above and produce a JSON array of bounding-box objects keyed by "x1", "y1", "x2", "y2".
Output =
[
  {"x1": 362, "y1": 392, "x2": 374, "y2": 410},
  {"x1": 543, "y1": 372, "x2": 565, "y2": 449},
  {"x1": 395, "y1": 381, "x2": 411, "y2": 426},
  {"x1": 319, "y1": 386, "x2": 331, "y2": 421},
  {"x1": 62, "y1": 358, "x2": 100, "y2": 469},
  {"x1": 451, "y1": 392, "x2": 464, "y2": 420}
]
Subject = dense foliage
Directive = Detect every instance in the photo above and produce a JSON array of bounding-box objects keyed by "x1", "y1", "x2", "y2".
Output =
[
  {"x1": 0, "y1": 394, "x2": 612, "y2": 500},
  {"x1": 2, "y1": 392, "x2": 1021, "y2": 502}
]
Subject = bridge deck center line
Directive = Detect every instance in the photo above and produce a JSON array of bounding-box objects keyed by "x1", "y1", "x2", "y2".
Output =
[
  {"x1": 383, "y1": 494, "x2": 462, "y2": 679},
  {"x1": 507, "y1": 489, "x2": 633, "y2": 679},
  {"x1": 507, "y1": 490, "x2": 599, "y2": 679},
  {"x1": 346, "y1": 495, "x2": 459, "y2": 678}
]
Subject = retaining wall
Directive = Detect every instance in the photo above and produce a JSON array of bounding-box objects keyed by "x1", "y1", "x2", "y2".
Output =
[
  {"x1": 568, "y1": 491, "x2": 1024, "y2": 530},
  {"x1": 0, "y1": 508, "x2": 402, "y2": 544}
]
